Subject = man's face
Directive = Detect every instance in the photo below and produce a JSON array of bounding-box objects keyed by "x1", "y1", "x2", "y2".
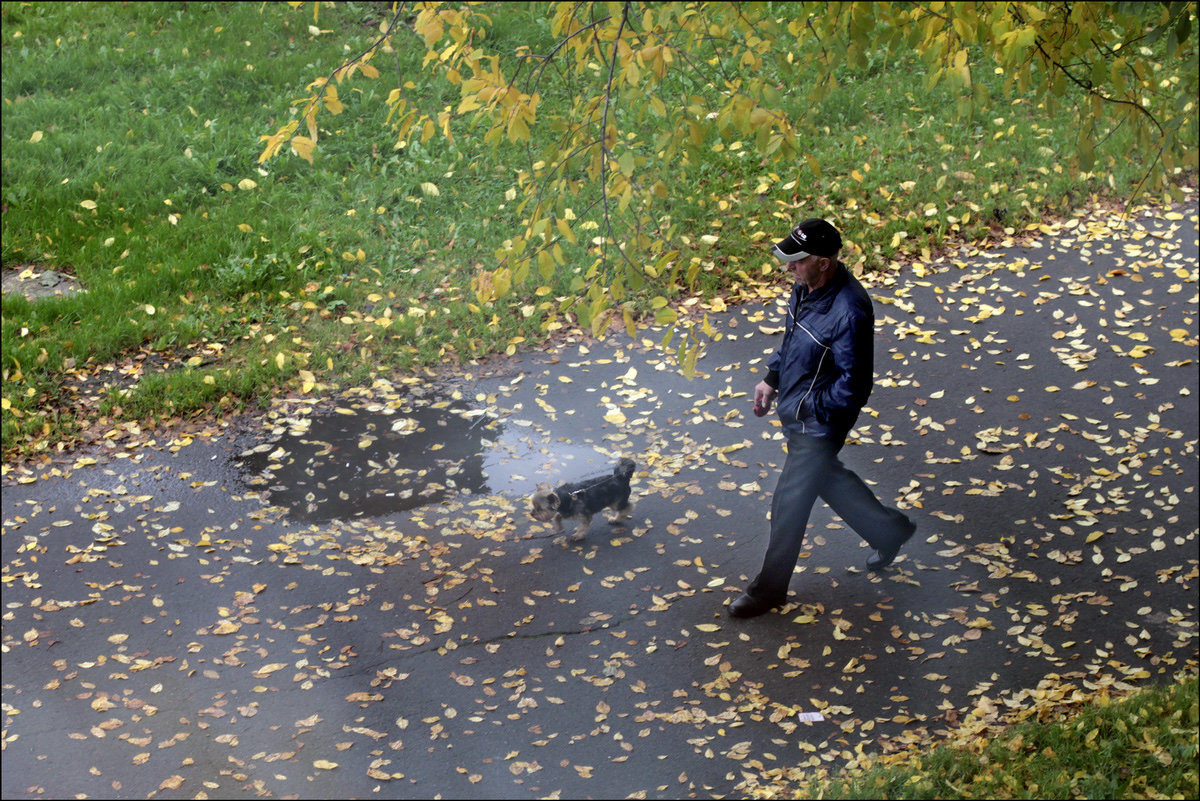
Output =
[{"x1": 786, "y1": 254, "x2": 830, "y2": 290}]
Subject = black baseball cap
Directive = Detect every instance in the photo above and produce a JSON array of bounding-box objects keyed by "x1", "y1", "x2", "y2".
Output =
[{"x1": 772, "y1": 218, "x2": 842, "y2": 261}]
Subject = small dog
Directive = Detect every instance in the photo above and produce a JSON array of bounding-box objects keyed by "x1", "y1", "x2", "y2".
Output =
[{"x1": 530, "y1": 458, "x2": 636, "y2": 541}]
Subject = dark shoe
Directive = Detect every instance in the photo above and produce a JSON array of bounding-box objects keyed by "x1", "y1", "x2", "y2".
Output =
[
  {"x1": 866, "y1": 521, "x2": 916, "y2": 570},
  {"x1": 728, "y1": 592, "x2": 778, "y2": 618}
]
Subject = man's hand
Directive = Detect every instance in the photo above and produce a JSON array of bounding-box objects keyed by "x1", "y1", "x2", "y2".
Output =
[{"x1": 753, "y1": 381, "x2": 776, "y2": 417}]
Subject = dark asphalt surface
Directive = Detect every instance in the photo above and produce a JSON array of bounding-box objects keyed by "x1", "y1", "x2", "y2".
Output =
[{"x1": 3, "y1": 202, "x2": 1197, "y2": 799}]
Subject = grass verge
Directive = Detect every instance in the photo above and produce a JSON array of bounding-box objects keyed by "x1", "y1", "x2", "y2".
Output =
[{"x1": 752, "y1": 673, "x2": 1199, "y2": 799}]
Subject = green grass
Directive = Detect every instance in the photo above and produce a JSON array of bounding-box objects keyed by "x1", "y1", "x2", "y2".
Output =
[
  {"x1": 1, "y1": 1, "x2": 1189, "y2": 457},
  {"x1": 783, "y1": 673, "x2": 1198, "y2": 800}
]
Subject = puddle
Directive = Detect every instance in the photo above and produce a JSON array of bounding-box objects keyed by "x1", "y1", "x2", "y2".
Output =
[{"x1": 237, "y1": 398, "x2": 613, "y2": 522}]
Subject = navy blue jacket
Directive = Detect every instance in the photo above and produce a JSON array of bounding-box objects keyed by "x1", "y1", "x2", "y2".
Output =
[{"x1": 764, "y1": 263, "x2": 875, "y2": 440}]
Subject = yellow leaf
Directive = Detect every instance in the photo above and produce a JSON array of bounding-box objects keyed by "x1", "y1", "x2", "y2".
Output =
[
  {"x1": 556, "y1": 217, "x2": 577, "y2": 244},
  {"x1": 323, "y1": 86, "x2": 344, "y2": 115},
  {"x1": 507, "y1": 113, "x2": 530, "y2": 142},
  {"x1": 1085, "y1": 530, "x2": 1104, "y2": 543},
  {"x1": 275, "y1": 352, "x2": 286, "y2": 369},
  {"x1": 806, "y1": 153, "x2": 822, "y2": 178},
  {"x1": 290, "y1": 135, "x2": 316, "y2": 164},
  {"x1": 237, "y1": 178, "x2": 258, "y2": 191},
  {"x1": 91, "y1": 696, "x2": 118, "y2": 712},
  {"x1": 694, "y1": 623, "x2": 721, "y2": 632},
  {"x1": 237, "y1": 223, "x2": 253, "y2": 233},
  {"x1": 313, "y1": 760, "x2": 338, "y2": 770},
  {"x1": 80, "y1": 199, "x2": 97, "y2": 210},
  {"x1": 30, "y1": 130, "x2": 44, "y2": 143}
]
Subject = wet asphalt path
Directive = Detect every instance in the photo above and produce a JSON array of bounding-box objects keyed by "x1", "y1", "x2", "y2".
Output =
[{"x1": 3, "y1": 202, "x2": 1197, "y2": 799}]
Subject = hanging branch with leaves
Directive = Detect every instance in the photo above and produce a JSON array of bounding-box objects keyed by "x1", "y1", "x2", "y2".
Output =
[{"x1": 259, "y1": 1, "x2": 1197, "y2": 376}]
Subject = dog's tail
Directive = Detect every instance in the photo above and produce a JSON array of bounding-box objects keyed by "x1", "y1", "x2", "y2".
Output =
[{"x1": 614, "y1": 457, "x2": 636, "y2": 479}]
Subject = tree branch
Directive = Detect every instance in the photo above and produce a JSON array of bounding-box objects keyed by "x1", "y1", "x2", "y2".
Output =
[
  {"x1": 596, "y1": 2, "x2": 632, "y2": 273},
  {"x1": 302, "y1": 2, "x2": 411, "y2": 130}
]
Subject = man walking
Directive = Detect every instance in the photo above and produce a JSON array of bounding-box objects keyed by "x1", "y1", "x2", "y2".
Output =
[{"x1": 729, "y1": 218, "x2": 916, "y2": 618}]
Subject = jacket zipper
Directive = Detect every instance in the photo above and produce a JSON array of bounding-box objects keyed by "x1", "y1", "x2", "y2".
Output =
[{"x1": 794, "y1": 320, "x2": 830, "y2": 434}]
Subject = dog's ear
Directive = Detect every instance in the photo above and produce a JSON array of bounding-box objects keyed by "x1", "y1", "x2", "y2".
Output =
[{"x1": 546, "y1": 491, "x2": 561, "y2": 511}]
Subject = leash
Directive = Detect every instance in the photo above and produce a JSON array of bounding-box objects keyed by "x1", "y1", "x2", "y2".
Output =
[
  {"x1": 565, "y1": 461, "x2": 635, "y2": 497},
  {"x1": 567, "y1": 474, "x2": 617, "y2": 497}
]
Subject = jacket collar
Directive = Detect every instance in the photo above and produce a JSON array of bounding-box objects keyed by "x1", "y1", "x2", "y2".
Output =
[{"x1": 794, "y1": 262, "x2": 849, "y2": 314}]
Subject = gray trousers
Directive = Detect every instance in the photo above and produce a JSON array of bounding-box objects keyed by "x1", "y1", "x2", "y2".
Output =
[{"x1": 747, "y1": 433, "x2": 913, "y2": 603}]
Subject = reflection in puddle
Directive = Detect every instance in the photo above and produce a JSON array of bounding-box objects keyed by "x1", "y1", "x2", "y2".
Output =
[{"x1": 237, "y1": 399, "x2": 610, "y2": 522}]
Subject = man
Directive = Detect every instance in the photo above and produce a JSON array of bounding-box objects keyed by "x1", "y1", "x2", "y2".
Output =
[{"x1": 729, "y1": 218, "x2": 916, "y2": 618}]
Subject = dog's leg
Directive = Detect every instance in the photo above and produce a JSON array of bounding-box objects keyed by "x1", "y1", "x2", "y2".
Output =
[
  {"x1": 607, "y1": 498, "x2": 634, "y2": 526},
  {"x1": 570, "y1": 514, "x2": 592, "y2": 541}
]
